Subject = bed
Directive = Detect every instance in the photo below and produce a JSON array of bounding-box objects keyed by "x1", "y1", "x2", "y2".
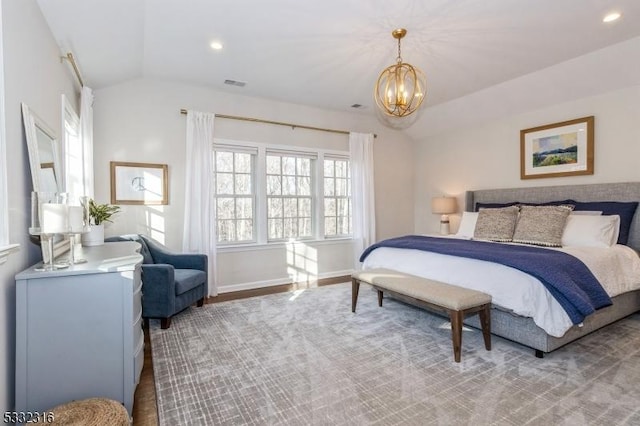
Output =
[{"x1": 362, "y1": 182, "x2": 640, "y2": 357}]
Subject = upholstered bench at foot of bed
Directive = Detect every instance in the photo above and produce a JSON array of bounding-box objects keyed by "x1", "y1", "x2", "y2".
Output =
[{"x1": 352, "y1": 268, "x2": 492, "y2": 362}]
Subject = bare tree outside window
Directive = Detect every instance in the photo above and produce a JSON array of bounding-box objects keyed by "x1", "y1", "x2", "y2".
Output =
[
  {"x1": 324, "y1": 158, "x2": 351, "y2": 237},
  {"x1": 266, "y1": 154, "x2": 313, "y2": 240},
  {"x1": 214, "y1": 150, "x2": 255, "y2": 243}
]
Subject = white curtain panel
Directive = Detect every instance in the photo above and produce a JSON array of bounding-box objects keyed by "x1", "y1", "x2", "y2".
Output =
[
  {"x1": 183, "y1": 110, "x2": 218, "y2": 296},
  {"x1": 79, "y1": 86, "x2": 94, "y2": 198},
  {"x1": 349, "y1": 132, "x2": 376, "y2": 270}
]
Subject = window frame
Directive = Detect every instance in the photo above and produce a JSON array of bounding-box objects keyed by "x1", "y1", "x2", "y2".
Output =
[
  {"x1": 265, "y1": 150, "x2": 315, "y2": 242},
  {"x1": 62, "y1": 95, "x2": 82, "y2": 201},
  {"x1": 323, "y1": 155, "x2": 352, "y2": 239},
  {"x1": 213, "y1": 145, "x2": 258, "y2": 245},
  {"x1": 213, "y1": 139, "x2": 352, "y2": 249},
  {"x1": 0, "y1": 3, "x2": 19, "y2": 264}
]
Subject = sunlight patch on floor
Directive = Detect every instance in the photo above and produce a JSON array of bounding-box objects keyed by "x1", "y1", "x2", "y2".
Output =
[{"x1": 288, "y1": 289, "x2": 306, "y2": 301}]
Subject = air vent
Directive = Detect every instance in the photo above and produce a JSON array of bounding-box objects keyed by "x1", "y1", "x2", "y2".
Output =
[
  {"x1": 224, "y1": 79, "x2": 247, "y2": 87},
  {"x1": 351, "y1": 104, "x2": 364, "y2": 109}
]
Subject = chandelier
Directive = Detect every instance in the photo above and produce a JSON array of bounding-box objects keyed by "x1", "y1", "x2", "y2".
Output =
[{"x1": 374, "y1": 28, "x2": 426, "y2": 119}]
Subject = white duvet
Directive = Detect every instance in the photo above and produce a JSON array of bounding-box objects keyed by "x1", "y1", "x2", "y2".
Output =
[{"x1": 361, "y1": 237, "x2": 640, "y2": 337}]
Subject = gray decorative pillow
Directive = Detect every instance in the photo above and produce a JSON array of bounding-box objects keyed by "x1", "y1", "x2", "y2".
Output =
[
  {"x1": 512, "y1": 205, "x2": 573, "y2": 247},
  {"x1": 473, "y1": 206, "x2": 520, "y2": 242}
]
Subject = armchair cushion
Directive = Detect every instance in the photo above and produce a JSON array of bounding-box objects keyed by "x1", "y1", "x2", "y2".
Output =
[{"x1": 174, "y1": 269, "x2": 207, "y2": 295}]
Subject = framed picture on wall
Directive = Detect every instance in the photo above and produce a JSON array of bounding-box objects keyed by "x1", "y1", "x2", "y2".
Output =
[
  {"x1": 520, "y1": 116, "x2": 594, "y2": 179},
  {"x1": 110, "y1": 161, "x2": 168, "y2": 205}
]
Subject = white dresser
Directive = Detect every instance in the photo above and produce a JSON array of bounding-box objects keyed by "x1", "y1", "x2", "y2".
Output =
[{"x1": 15, "y1": 241, "x2": 144, "y2": 415}]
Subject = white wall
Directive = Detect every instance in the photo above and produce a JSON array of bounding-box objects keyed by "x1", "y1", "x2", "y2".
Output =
[
  {"x1": 414, "y1": 85, "x2": 640, "y2": 234},
  {"x1": 93, "y1": 78, "x2": 415, "y2": 291},
  {"x1": 0, "y1": 0, "x2": 78, "y2": 411}
]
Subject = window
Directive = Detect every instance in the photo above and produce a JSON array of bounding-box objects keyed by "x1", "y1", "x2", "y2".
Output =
[
  {"x1": 63, "y1": 95, "x2": 82, "y2": 201},
  {"x1": 213, "y1": 140, "x2": 351, "y2": 246},
  {"x1": 0, "y1": 3, "x2": 10, "y2": 251},
  {"x1": 266, "y1": 153, "x2": 313, "y2": 241},
  {"x1": 323, "y1": 157, "x2": 351, "y2": 237},
  {"x1": 214, "y1": 149, "x2": 255, "y2": 243}
]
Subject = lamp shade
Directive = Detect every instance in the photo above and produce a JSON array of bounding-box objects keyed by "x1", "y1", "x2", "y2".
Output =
[
  {"x1": 431, "y1": 196, "x2": 458, "y2": 214},
  {"x1": 41, "y1": 203, "x2": 68, "y2": 234}
]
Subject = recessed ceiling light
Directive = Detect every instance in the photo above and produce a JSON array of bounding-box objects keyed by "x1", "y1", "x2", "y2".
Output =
[
  {"x1": 210, "y1": 41, "x2": 223, "y2": 50},
  {"x1": 603, "y1": 12, "x2": 621, "y2": 23}
]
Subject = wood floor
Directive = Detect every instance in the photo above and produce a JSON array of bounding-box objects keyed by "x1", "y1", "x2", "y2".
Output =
[{"x1": 131, "y1": 276, "x2": 348, "y2": 425}]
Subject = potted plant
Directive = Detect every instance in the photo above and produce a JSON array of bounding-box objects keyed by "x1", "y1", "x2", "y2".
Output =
[{"x1": 81, "y1": 199, "x2": 120, "y2": 246}]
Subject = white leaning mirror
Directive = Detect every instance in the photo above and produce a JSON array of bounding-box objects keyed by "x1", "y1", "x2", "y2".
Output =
[
  {"x1": 22, "y1": 103, "x2": 69, "y2": 260},
  {"x1": 22, "y1": 103, "x2": 62, "y2": 193}
]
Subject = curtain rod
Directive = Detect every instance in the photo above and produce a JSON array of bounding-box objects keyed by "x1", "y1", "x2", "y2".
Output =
[
  {"x1": 180, "y1": 109, "x2": 376, "y2": 138},
  {"x1": 61, "y1": 52, "x2": 84, "y2": 87}
]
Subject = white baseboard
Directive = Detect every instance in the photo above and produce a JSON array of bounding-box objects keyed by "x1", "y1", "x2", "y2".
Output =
[{"x1": 217, "y1": 269, "x2": 353, "y2": 294}]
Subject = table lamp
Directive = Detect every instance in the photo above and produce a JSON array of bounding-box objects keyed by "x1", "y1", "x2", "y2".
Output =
[
  {"x1": 37, "y1": 202, "x2": 68, "y2": 271},
  {"x1": 431, "y1": 196, "x2": 458, "y2": 235}
]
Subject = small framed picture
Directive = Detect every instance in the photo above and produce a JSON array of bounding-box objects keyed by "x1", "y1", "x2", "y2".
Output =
[
  {"x1": 110, "y1": 161, "x2": 168, "y2": 205},
  {"x1": 520, "y1": 116, "x2": 594, "y2": 179}
]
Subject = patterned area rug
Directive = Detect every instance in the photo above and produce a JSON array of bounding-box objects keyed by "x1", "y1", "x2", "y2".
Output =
[{"x1": 150, "y1": 283, "x2": 640, "y2": 425}]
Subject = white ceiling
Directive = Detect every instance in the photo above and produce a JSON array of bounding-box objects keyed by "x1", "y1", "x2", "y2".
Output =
[{"x1": 36, "y1": 0, "x2": 640, "y2": 118}]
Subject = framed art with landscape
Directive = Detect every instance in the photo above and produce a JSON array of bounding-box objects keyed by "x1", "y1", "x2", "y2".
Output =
[
  {"x1": 520, "y1": 116, "x2": 594, "y2": 179},
  {"x1": 110, "y1": 161, "x2": 168, "y2": 205}
]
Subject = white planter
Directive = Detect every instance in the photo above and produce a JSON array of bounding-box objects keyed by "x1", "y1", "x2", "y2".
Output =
[{"x1": 82, "y1": 224, "x2": 104, "y2": 246}]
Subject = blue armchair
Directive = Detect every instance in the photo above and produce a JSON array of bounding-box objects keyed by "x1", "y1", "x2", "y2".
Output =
[{"x1": 105, "y1": 234, "x2": 208, "y2": 329}]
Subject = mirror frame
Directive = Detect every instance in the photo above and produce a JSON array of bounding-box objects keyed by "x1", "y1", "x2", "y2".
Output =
[
  {"x1": 22, "y1": 102, "x2": 62, "y2": 193},
  {"x1": 22, "y1": 103, "x2": 69, "y2": 258}
]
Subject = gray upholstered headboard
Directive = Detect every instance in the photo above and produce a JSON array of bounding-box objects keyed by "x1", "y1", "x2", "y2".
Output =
[{"x1": 465, "y1": 182, "x2": 640, "y2": 251}]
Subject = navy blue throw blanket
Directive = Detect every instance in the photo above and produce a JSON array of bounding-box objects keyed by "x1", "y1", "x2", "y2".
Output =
[{"x1": 360, "y1": 235, "x2": 611, "y2": 324}]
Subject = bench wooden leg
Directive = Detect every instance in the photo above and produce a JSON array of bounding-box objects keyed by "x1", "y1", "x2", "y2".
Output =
[
  {"x1": 351, "y1": 278, "x2": 360, "y2": 313},
  {"x1": 479, "y1": 304, "x2": 492, "y2": 351},
  {"x1": 377, "y1": 290, "x2": 383, "y2": 307},
  {"x1": 450, "y1": 310, "x2": 463, "y2": 363}
]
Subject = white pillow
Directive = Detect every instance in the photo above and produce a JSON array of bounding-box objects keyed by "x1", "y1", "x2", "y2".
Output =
[
  {"x1": 456, "y1": 212, "x2": 478, "y2": 239},
  {"x1": 561, "y1": 214, "x2": 620, "y2": 248}
]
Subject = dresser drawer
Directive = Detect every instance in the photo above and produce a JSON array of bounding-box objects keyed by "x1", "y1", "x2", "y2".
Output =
[
  {"x1": 133, "y1": 287, "x2": 142, "y2": 324},
  {"x1": 134, "y1": 265, "x2": 142, "y2": 293},
  {"x1": 133, "y1": 314, "x2": 144, "y2": 352},
  {"x1": 133, "y1": 336, "x2": 144, "y2": 385}
]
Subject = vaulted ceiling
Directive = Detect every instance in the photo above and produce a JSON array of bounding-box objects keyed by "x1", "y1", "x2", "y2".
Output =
[{"x1": 37, "y1": 0, "x2": 640, "y2": 123}]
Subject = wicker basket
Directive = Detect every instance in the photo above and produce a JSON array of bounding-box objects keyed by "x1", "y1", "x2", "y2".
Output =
[{"x1": 46, "y1": 398, "x2": 130, "y2": 426}]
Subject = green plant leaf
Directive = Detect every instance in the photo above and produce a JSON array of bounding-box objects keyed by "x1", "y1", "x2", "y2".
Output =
[{"x1": 89, "y1": 199, "x2": 120, "y2": 225}]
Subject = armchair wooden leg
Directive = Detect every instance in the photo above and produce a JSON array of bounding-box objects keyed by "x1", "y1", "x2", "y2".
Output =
[
  {"x1": 197, "y1": 297, "x2": 205, "y2": 307},
  {"x1": 161, "y1": 317, "x2": 172, "y2": 329}
]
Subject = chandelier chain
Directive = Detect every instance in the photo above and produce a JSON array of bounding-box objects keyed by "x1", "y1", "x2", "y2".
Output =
[{"x1": 396, "y1": 37, "x2": 402, "y2": 63}]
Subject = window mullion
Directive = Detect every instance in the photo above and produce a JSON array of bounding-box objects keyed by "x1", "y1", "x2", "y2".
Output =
[
  {"x1": 316, "y1": 153, "x2": 325, "y2": 240},
  {"x1": 255, "y1": 146, "x2": 267, "y2": 244}
]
